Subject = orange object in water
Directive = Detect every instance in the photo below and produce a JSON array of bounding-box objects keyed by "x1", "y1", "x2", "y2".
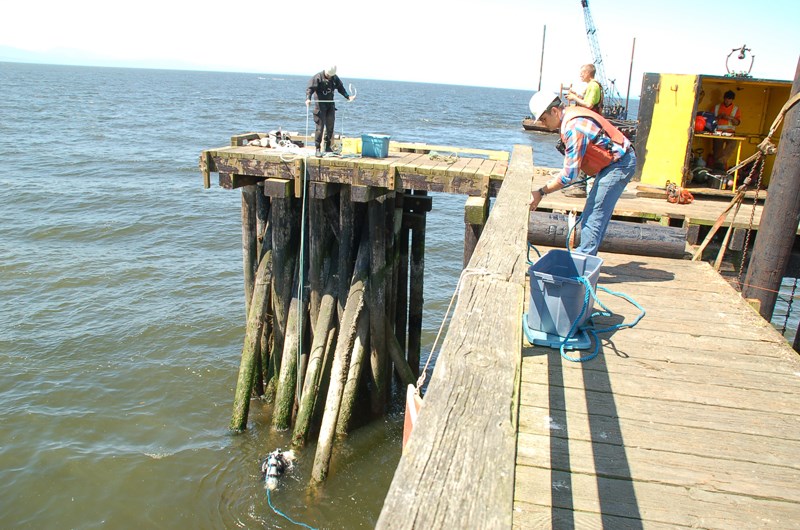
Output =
[{"x1": 402, "y1": 385, "x2": 423, "y2": 451}]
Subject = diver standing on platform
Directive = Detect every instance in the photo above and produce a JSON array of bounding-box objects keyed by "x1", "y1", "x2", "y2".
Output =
[{"x1": 306, "y1": 66, "x2": 354, "y2": 157}]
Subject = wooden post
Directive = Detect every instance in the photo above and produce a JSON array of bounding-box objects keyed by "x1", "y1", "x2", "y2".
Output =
[
  {"x1": 292, "y1": 269, "x2": 338, "y2": 446},
  {"x1": 407, "y1": 205, "x2": 427, "y2": 379},
  {"x1": 230, "y1": 250, "x2": 272, "y2": 432},
  {"x1": 312, "y1": 232, "x2": 370, "y2": 483},
  {"x1": 272, "y1": 258, "x2": 304, "y2": 431},
  {"x1": 528, "y1": 211, "x2": 688, "y2": 258},
  {"x1": 338, "y1": 185, "x2": 356, "y2": 321},
  {"x1": 384, "y1": 315, "x2": 415, "y2": 387},
  {"x1": 308, "y1": 199, "x2": 330, "y2": 327},
  {"x1": 255, "y1": 190, "x2": 272, "y2": 396},
  {"x1": 368, "y1": 198, "x2": 388, "y2": 414},
  {"x1": 396, "y1": 198, "x2": 411, "y2": 358},
  {"x1": 256, "y1": 184, "x2": 271, "y2": 261},
  {"x1": 743, "y1": 58, "x2": 800, "y2": 319},
  {"x1": 464, "y1": 195, "x2": 489, "y2": 267},
  {"x1": 241, "y1": 185, "x2": 259, "y2": 317},
  {"x1": 336, "y1": 308, "x2": 370, "y2": 436},
  {"x1": 269, "y1": 197, "x2": 299, "y2": 392}
]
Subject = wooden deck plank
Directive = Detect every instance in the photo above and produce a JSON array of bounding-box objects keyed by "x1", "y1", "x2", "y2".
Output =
[
  {"x1": 515, "y1": 249, "x2": 800, "y2": 527},
  {"x1": 514, "y1": 466, "x2": 800, "y2": 528},
  {"x1": 377, "y1": 145, "x2": 534, "y2": 529}
]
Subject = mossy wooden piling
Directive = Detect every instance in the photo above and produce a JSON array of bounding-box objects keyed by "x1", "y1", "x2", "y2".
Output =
[{"x1": 200, "y1": 135, "x2": 510, "y2": 482}]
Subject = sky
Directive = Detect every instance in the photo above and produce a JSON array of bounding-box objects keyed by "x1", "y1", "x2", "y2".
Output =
[{"x1": 1, "y1": 0, "x2": 797, "y2": 96}]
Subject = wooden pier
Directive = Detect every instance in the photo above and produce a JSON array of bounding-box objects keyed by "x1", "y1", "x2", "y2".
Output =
[
  {"x1": 514, "y1": 251, "x2": 800, "y2": 528},
  {"x1": 377, "y1": 145, "x2": 800, "y2": 528},
  {"x1": 200, "y1": 137, "x2": 800, "y2": 526}
]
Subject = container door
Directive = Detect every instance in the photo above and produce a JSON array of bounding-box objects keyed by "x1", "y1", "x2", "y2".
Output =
[{"x1": 634, "y1": 73, "x2": 699, "y2": 187}]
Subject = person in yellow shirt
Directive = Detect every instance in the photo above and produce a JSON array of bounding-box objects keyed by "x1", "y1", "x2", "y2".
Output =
[
  {"x1": 566, "y1": 64, "x2": 604, "y2": 114},
  {"x1": 562, "y1": 64, "x2": 605, "y2": 197}
]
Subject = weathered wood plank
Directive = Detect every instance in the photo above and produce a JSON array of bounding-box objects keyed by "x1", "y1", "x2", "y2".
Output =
[
  {"x1": 517, "y1": 246, "x2": 800, "y2": 527},
  {"x1": 514, "y1": 465, "x2": 800, "y2": 529},
  {"x1": 377, "y1": 145, "x2": 533, "y2": 529}
]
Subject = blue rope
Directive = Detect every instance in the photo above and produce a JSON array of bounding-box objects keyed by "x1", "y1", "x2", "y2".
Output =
[
  {"x1": 553, "y1": 212, "x2": 646, "y2": 361},
  {"x1": 266, "y1": 488, "x2": 318, "y2": 530},
  {"x1": 526, "y1": 242, "x2": 541, "y2": 265},
  {"x1": 526, "y1": 208, "x2": 646, "y2": 362},
  {"x1": 557, "y1": 276, "x2": 646, "y2": 362}
]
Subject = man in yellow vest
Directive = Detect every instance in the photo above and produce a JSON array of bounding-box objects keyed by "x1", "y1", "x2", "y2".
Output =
[
  {"x1": 566, "y1": 64, "x2": 604, "y2": 114},
  {"x1": 710, "y1": 90, "x2": 742, "y2": 170}
]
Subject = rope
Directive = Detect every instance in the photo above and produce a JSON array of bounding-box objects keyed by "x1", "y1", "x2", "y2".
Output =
[
  {"x1": 557, "y1": 277, "x2": 646, "y2": 362},
  {"x1": 428, "y1": 151, "x2": 458, "y2": 164},
  {"x1": 266, "y1": 489, "x2": 317, "y2": 530},
  {"x1": 526, "y1": 213, "x2": 645, "y2": 362}
]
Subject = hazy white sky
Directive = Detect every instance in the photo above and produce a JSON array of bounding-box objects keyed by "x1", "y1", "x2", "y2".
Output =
[{"x1": 1, "y1": 0, "x2": 797, "y2": 94}]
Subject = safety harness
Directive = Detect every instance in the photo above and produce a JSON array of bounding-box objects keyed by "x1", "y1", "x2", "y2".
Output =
[{"x1": 560, "y1": 107, "x2": 630, "y2": 176}]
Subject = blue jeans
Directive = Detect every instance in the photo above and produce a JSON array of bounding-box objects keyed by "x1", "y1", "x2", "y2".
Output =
[{"x1": 576, "y1": 149, "x2": 636, "y2": 256}]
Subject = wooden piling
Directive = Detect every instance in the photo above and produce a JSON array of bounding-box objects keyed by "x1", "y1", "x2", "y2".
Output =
[
  {"x1": 336, "y1": 307, "x2": 371, "y2": 436},
  {"x1": 743, "y1": 58, "x2": 800, "y2": 318},
  {"x1": 464, "y1": 195, "x2": 489, "y2": 267},
  {"x1": 229, "y1": 250, "x2": 273, "y2": 432},
  {"x1": 407, "y1": 204, "x2": 427, "y2": 380},
  {"x1": 368, "y1": 199, "x2": 389, "y2": 414},
  {"x1": 241, "y1": 185, "x2": 259, "y2": 317},
  {"x1": 292, "y1": 268, "x2": 338, "y2": 446},
  {"x1": 312, "y1": 232, "x2": 370, "y2": 482},
  {"x1": 272, "y1": 259, "x2": 304, "y2": 431}
]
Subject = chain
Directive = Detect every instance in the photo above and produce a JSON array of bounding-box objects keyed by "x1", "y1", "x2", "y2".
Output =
[{"x1": 736, "y1": 156, "x2": 766, "y2": 290}]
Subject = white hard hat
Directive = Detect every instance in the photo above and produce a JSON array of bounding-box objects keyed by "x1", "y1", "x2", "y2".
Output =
[
  {"x1": 325, "y1": 65, "x2": 337, "y2": 77},
  {"x1": 528, "y1": 89, "x2": 562, "y2": 121}
]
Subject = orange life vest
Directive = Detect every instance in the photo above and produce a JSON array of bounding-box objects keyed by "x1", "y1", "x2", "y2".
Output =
[
  {"x1": 560, "y1": 107, "x2": 629, "y2": 176},
  {"x1": 714, "y1": 103, "x2": 740, "y2": 132}
]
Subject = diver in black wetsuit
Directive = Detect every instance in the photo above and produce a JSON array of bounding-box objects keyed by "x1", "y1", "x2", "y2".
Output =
[{"x1": 305, "y1": 66, "x2": 353, "y2": 157}]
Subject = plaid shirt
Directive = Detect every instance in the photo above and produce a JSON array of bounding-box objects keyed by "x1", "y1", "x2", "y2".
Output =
[{"x1": 559, "y1": 116, "x2": 630, "y2": 185}]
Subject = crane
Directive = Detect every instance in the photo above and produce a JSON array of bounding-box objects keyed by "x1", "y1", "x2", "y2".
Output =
[{"x1": 580, "y1": 0, "x2": 627, "y2": 119}]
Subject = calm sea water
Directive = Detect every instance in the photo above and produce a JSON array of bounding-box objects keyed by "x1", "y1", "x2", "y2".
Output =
[
  {"x1": 6, "y1": 61, "x2": 792, "y2": 530},
  {"x1": 0, "y1": 61, "x2": 574, "y2": 529}
]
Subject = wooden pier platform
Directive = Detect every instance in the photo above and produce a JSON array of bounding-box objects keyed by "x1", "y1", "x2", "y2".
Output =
[
  {"x1": 200, "y1": 137, "x2": 800, "y2": 527},
  {"x1": 377, "y1": 144, "x2": 800, "y2": 529},
  {"x1": 514, "y1": 251, "x2": 800, "y2": 528}
]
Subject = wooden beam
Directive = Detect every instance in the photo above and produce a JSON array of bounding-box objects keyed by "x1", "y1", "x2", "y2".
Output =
[
  {"x1": 402, "y1": 193, "x2": 433, "y2": 213},
  {"x1": 377, "y1": 145, "x2": 533, "y2": 529},
  {"x1": 464, "y1": 195, "x2": 489, "y2": 267},
  {"x1": 528, "y1": 212, "x2": 688, "y2": 259},
  {"x1": 263, "y1": 178, "x2": 294, "y2": 198},
  {"x1": 351, "y1": 185, "x2": 392, "y2": 203}
]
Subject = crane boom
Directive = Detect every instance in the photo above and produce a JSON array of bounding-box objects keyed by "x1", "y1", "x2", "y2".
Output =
[{"x1": 580, "y1": 0, "x2": 627, "y2": 118}]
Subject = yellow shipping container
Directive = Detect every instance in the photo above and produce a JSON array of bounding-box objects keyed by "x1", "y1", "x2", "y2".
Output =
[{"x1": 634, "y1": 73, "x2": 792, "y2": 190}]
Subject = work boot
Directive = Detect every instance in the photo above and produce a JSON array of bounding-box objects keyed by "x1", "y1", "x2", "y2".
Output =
[
  {"x1": 562, "y1": 182, "x2": 587, "y2": 198},
  {"x1": 315, "y1": 147, "x2": 321, "y2": 157},
  {"x1": 324, "y1": 143, "x2": 332, "y2": 153}
]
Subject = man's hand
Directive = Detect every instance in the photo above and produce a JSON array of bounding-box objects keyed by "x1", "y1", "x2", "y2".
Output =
[
  {"x1": 305, "y1": 99, "x2": 311, "y2": 107},
  {"x1": 528, "y1": 190, "x2": 543, "y2": 211},
  {"x1": 348, "y1": 96, "x2": 355, "y2": 102}
]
